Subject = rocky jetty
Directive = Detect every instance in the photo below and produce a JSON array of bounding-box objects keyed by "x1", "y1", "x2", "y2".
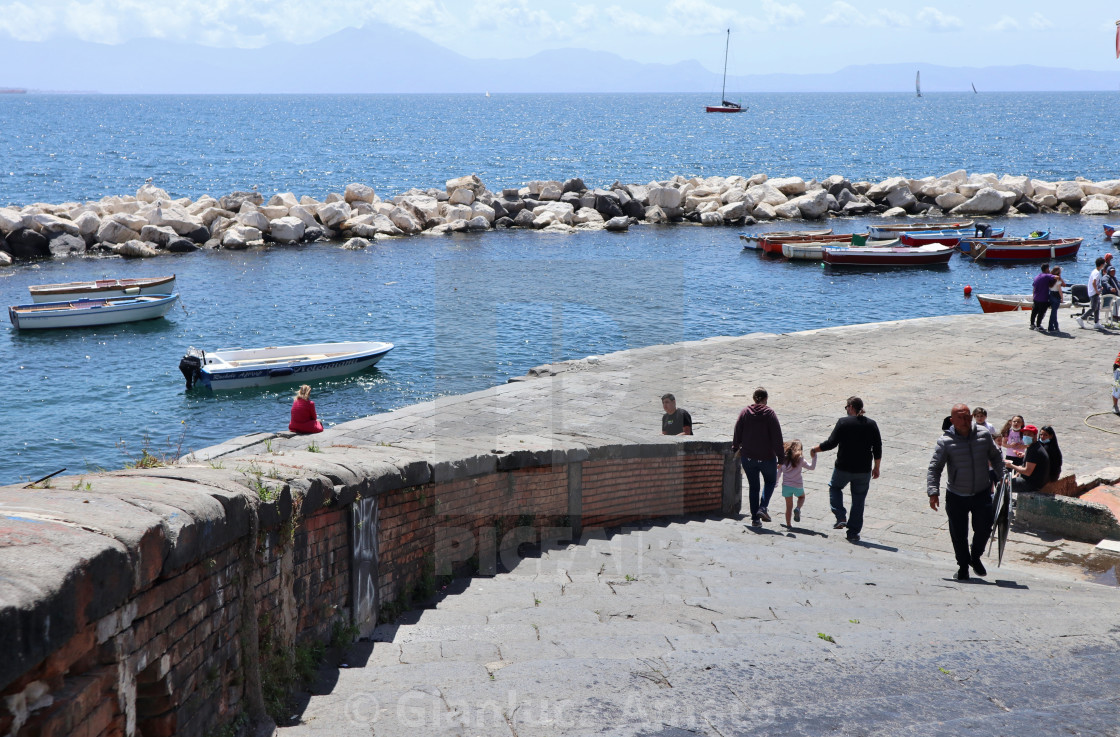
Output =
[{"x1": 2, "y1": 170, "x2": 1118, "y2": 264}]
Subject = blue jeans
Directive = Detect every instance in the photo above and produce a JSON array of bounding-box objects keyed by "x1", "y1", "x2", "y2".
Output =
[
  {"x1": 1047, "y1": 292, "x2": 1061, "y2": 331},
  {"x1": 828, "y1": 468, "x2": 871, "y2": 538},
  {"x1": 741, "y1": 457, "x2": 777, "y2": 520}
]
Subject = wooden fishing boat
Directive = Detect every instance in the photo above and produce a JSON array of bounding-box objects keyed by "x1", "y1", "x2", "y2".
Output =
[
  {"x1": 976, "y1": 294, "x2": 1073, "y2": 313},
  {"x1": 9, "y1": 294, "x2": 179, "y2": 330},
  {"x1": 867, "y1": 221, "x2": 974, "y2": 239},
  {"x1": 179, "y1": 341, "x2": 394, "y2": 390},
  {"x1": 970, "y1": 238, "x2": 1082, "y2": 261},
  {"x1": 899, "y1": 227, "x2": 1005, "y2": 247},
  {"x1": 822, "y1": 244, "x2": 954, "y2": 267},
  {"x1": 1105, "y1": 224, "x2": 1116, "y2": 239},
  {"x1": 780, "y1": 238, "x2": 899, "y2": 260},
  {"x1": 758, "y1": 232, "x2": 865, "y2": 254},
  {"x1": 28, "y1": 275, "x2": 176, "y2": 303},
  {"x1": 739, "y1": 228, "x2": 832, "y2": 250}
]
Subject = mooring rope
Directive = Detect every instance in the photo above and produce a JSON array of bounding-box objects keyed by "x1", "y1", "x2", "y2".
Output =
[{"x1": 1084, "y1": 411, "x2": 1120, "y2": 435}]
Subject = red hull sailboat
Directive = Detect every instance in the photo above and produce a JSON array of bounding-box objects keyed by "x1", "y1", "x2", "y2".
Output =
[{"x1": 706, "y1": 29, "x2": 745, "y2": 114}]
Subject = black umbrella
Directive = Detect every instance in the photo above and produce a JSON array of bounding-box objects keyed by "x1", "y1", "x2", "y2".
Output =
[{"x1": 989, "y1": 472, "x2": 1012, "y2": 566}]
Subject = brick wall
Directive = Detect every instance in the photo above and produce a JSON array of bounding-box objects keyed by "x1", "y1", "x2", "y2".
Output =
[{"x1": 0, "y1": 443, "x2": 735, "y2": 737}]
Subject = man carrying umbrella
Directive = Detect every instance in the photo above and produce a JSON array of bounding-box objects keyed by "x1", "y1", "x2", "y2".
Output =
[{"x1": 927, "y1": 403, "x2": 1003, "y2": 581}]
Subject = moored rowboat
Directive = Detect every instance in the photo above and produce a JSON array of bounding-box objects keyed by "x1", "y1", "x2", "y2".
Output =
[
  {"x1": 976, "y1": 293, "x2": 1073, "y2": 313},
  {"x1": 739, "y1": 229, "x2": 832, "y2": 249},
  {"x1": 178, "y1": 341, "x2": 394, "y2": 390},
  {"x1": 867, "y1": 221, "x2": 974, "y2": 239},
  {"x1": 9, "y1": 294, "x2": 179, "y2": 330},
  {"x1": 822, "y1": 244, "x2": 955, "y2": 266},
  {"x1": 28, "y1": 275, "x2": 176, "y2": 303},
  {"x1": 899, "y1": 227, "x2": 1004, "y2": 247},
  {"x1": 780, "y1": 238, "x2": 900, "y2": 260},
  {"x1": 970, "y1": 238, "x2": 1082, "y2": 261}
]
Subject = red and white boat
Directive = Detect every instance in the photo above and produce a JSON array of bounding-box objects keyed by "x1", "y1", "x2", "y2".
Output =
[
  {"x1": 759, "y1": 232, "x2": 864, "y2": 254},
  {"x1": 706, "y1": 30, "x2": 746, "y2": 114},
  {"x1": 822, "y1": 244, "x2": 955, "y2": 266},
  {"x1": 867, "y1": 221, "x2": 974, "y2": 239},
  {"x1": 739, "y1": 229, "x2": 832, "y2": 250},
  {"x1": 970, "y1": 238, "x2": 1082, "y2": 261},
  {"x1": 976, "y1": 293, "x2": 1073, "y2": 313},
  {"x1": 28, "y1": 274, "x2": 176, "y2": 303},
  {"x1": 1105, "y1": 224, "x2": 1116, "y2": 239}
]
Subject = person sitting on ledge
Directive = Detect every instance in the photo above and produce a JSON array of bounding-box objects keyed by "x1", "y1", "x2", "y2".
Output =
[
  {"x1": 1004, "y1": 424, "x2": 1048, "y2": 495},
  {"x1": 289, "y1": 384, "x2": 324, "y2": 434}
]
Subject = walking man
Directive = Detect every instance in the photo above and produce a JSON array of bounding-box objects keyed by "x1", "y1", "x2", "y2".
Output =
[
  {"x1": 927, "y1": 403, "x2": 1003, "y2": 581},
  {"x1": 1077, "y1": 257, "x2": 1106, "y2": 329},
  {"x1": 731, "y1": 387, "x2": 784, "y2": 527},
  {"x1": 1029, "y1": 263, "x2": 1054, "y2": 330},
  {"x1": 812, "y1": 396, "x2": 882, "y2": 543}
]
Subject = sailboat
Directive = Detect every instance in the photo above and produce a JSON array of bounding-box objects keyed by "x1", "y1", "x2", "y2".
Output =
[
  {"x1": 916, "y1": 71, "x2": 922, "y2": 98},
  {"x1": 706, "y1": 28, "x2": 744, "y2": 113},
  {"x1": 971, "y1": 82, "x2": 977, "y2": 94}
]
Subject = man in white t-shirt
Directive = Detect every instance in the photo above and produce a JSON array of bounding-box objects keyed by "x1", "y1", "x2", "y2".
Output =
[{"x1": 1077, "y1": 257, "x2": 1106, "y2": 329}]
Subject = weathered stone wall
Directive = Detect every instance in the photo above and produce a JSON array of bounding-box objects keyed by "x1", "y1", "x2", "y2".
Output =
[{"x1": 0, "y1": 441, "x2": 737, "y2": 737}]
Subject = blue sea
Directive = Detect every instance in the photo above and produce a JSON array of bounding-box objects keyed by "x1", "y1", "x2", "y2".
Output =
[{"x1": 1, "y1": 93, "x2": 1117, "y2": 484}]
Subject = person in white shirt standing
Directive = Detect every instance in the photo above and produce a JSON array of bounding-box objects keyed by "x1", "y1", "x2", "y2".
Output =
[{"x1": 1077, "y1": 257, "x2": 1106, "y2": 329}]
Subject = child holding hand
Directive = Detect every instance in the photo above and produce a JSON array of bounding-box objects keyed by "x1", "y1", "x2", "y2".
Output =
[{"x1": 778, "y1": 440, "x2": 816, "y2": 527}]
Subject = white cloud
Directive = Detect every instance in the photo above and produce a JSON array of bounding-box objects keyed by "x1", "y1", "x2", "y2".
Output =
[
  {"x1": 1028, "y1": 13, "x2": 1053, "y2": 31},
  {"x1": 762, "y1": 0, "x2": 804, "y2": 28},
  {"x1": 993, "y1": 16, "x2": 1020, "y2": 32},
  {"x1": 0, "y1": 2, "x2": 58, "y2": 41},
  {"x1": 917, "y1": 7, "x2": 963, "y2": 32},
  {"x1": 820, "y1": 2, "x2": 909, "y2": 29}
]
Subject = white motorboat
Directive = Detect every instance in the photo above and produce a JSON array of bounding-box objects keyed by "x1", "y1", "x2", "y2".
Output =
[
  {"x1": 179, "y1": 341, "x2": 394, "y2": 390},
  {"x1": 28, "y1": 275, "x2": 176, "y2": 303},
  {"x1": 9, "y1": 294, "x2": 179, "y2": 330}
]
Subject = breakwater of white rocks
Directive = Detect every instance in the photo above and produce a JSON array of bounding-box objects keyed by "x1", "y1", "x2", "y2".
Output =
[{"x1": 2, "y1": 170, "x2": 1119, "y2": 267}]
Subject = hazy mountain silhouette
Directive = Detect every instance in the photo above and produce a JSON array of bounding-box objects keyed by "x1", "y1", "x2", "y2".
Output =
[{"x1": 2, "y1": 23, "x2": 1117, "y2": 94}]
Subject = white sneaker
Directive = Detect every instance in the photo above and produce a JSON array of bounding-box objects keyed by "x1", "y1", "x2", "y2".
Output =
[
  {"x1": 1076, "y1": 317, "x2": 1085, "y2": 329},
  {"x1": 1096, "y1": 323, "x2": 1105, "y2": 330}
]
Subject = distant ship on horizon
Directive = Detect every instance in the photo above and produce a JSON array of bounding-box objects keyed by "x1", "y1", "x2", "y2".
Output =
[{"x1": 0, "y1": 88, "x2": 27, "y2": 94}]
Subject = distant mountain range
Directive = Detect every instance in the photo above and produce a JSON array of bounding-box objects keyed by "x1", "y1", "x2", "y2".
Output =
[{"x1": 2, "y1": 23, "x2": 1118, "y2": 94}]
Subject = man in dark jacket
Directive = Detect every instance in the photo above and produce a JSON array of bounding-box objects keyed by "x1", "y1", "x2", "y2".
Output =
[
  {"x1": 812, "y1": 396, "x2": 882, "y2": 543},
  {"x1": 731, "y1": 387, "x2": 784, "y2": 527},
  {"x1": 927, "y1": 403, "x2": 1004, "y2": 581}
]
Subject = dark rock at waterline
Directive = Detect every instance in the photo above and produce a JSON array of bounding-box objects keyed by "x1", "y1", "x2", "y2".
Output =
[
  {"x1": 218, "y1": 191, "x2": 264, "y2": 212},
  {"x1": 498, "y1": 198, "x2": 524, "y2": 217},
  {"x1": 827, "y1": 179, "x2": 853, "y2": 197},
  {"x1": 6, "y1": 228, "x2": 50, "y2": 260},
  {"x1": 826, "y1": 194, "x2": 841, "y2": 212},
  {"x1": 1016, "y1": 198, "x2": 1039, "y2": 214},
  {"x1": 622, "y1": 200, "x2": 645, "y2": 219},
  {"x1": 490, "y1": 200, "x2": 508, "y2": 220},
  {"x1": 494, "y1": 217, "x2": 514, "y2": 229},
  {"x1": 911, "y1": 201, "x2": 932, "y2": 215},
  {"x1": 185, "y1": 225, "x2": 211, "y2": 243},
  {"x1": 562, "y1": 177, "x2": 585, "y2": 194},
  {"x1": 579, "y1": 193, "x2": 596, "y2": 210},
  {"x1": 560, "y1": 192, "x2": 582, "y2": 209},
  {"x1": 47, "y1": 233, "x2": 85, "y2": 257},
  {"x1": 303, "y1": 225, "x2": 326, "y2": 241},
  {"x1": 167, "y1": 237, "x2": 200, "y2": 253},
  {"x1": 512, "y1": 209, "x2": 536, "y2": 228}
]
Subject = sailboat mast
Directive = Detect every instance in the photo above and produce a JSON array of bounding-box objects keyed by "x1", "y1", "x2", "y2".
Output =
[{"x1": 721, "y1": 28, "x2": 730, "y2": 101}]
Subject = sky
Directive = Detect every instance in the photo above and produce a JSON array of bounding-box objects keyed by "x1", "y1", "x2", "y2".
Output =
[{"x1": 1, "y1": 0, "x2": 1119, "y2": 75}]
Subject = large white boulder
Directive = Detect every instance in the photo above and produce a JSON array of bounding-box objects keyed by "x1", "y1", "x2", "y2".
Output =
[
  {"x1": 33, "y1": 213, "x2": 81, "y2": 237},
  {"x1": 752, "y1": 202, "x2": 776, "y2": 220},
  {"x1": 880, "y1": 207, "x2": 908, "y2": 217},
  {"x1": 316, "y1": 201, "x2": 351, "y2": 228},
  {"x1": 773, "y1": 202, "x2": 801, "y2": 219},
  {"x1": 885, "y1": 186, "x2": 917, "y2": 211},
  {"x1": 950, "y1": 187, "x2": 1006, "y2": 215},
  {"x1": 97, "y1": 219, "x2": 141, "y2": 244},
  {"x1": 152, "y1": 206, "x2": 205, "y2": 236},
  {"x1": 114, "y1": 239, "x2": 159, "y2": 258},
  {"x1": 0, "y1": 251, "x2": 12, "y2": 267},
  {"x1": 111, "y1": 211, "x2": 148, "y2": 232},
  {"x1": 388, "y1": 206, "x2": 422, "y2": 234},
  {"x1": 341, "y1": 237, "x2": 371, "y2": 249},
  {"x1": 470, "y1": 202, "x2": 496, "y2": 224},
  {"x1": 1030, "y1": 180, "x2": 1057, "y2": 199},
  {"x1": 935, "y1": 192, "x2": 967, "y2": 210},
  {"x1": 790, "y1": 189, "x2": 830, "y2": 219},
  {"x1": 466, "y1": 216, "x2": 490, "y2": 231},
  {"x1": 604, "y1": 216, "x2": 631, "y2": 231},
  {"x1": 684, "y1": 194, "x2": 722, "y2": 212},
  {"x1": 259, "y1": 205, "x2": 288, "y2": 220},
  {"x1": 746, "y1": 183, "x2": 787, "y2": 207},
  {"x1": 443, "y1": 204, "x2": 473, "y2": 222},
  {"x1": 236, "y1": 210, "x2": 270, "y2": 231},
  {"x1": 136, "y1": 182, "x2": 171, "y2": 203},
  {"x1": 449, "y1": 188, "x2": 474, "y2": 206},
  {"x1": 269, "y1": 216, "x2": 306, "y2": 243},
  {"x1": 0, "y1": 207, "x2": 28, "y2": 234},
  {"x1": 957, "y1": 183, "x2": 983, "y2": 198},
  {"x1": 572, "y1": 207, "x2": 604, "y2": 224},
  {"x1": 221, "y1": 225, "x2": 262, "y2": 249},
  {"x1": 940, "y1": 169, "x2": 968, "y2": 184},
  {"x1": 865, "y1": 177, "x2": 908, "y2": 201},
  {"x1": 717, "y1": 201, "x2": 747, "y2": 221},
  {"x1": 644, "y1": 205, "x2": 668, "y2": 223},
  {"x1": 539, "y1": 183, "x2": 562, "y2": 201},
  {"x1": 532, "y1": 201, "x2": 575, "y2": 225},
  {"x1": 968, "y1": 173, "x2": 999, "y2": 188},
  {"x1": 768, "y1": 177, "x2": 807, "y2": 196},
  {"x1": 74, "y1": 210, "x2": 101, "y2": 237},
  {"x1": 647, "y1": 187, "x2": 682, "y2": 209},
  {"x1": 1055, "y1": 181, "x2": 1085, "y2": 204},
  {"x1": 1084, "y1": 179, "x2": 1120, "y2": 196},
  {"x1": 344, "y1": 183, "x2": 377, "y2": 204},
  {"x1": 446, "y1": 174, "x2": 483, "y2": 194},
  {"x1": 269, "y1": 192, "x2": 299, "y2": 208},
  {"x1": 1080, "y1": 197, "x2": 1111, "y2": 216},
  {"x1": 288, "y1": 204, "x2": 318, "y2": 229},
  {"x1": 998, "y1": 175, "x2": 1033, "y2": 198}
]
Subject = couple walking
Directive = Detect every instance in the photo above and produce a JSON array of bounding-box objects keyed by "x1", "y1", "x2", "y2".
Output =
[{"x1": 731, "y1": 389, "x2": 882, "y2": 541}]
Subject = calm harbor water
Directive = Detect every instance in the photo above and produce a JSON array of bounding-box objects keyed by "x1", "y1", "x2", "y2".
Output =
[{"x1": 1, "y1": 93, "x2": 1118, "y2": 484}]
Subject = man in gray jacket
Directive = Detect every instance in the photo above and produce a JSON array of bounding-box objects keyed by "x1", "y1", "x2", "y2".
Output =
[{"x1": 927, "y1": 403, "x2": 1003, "y2": 581}]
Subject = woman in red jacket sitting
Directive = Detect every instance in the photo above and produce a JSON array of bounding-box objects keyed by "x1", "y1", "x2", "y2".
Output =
[{"x1": 289, "y1": 384, "x2": 323, "y2": 434}]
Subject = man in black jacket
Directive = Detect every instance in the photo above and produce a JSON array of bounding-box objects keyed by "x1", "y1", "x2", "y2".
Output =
[
  {"x1": 812, "y1": 396, "x2": 882, "y2": 543},
  {"x1": 927, "y1": 403, "x2": 1004, "y2": 581}
]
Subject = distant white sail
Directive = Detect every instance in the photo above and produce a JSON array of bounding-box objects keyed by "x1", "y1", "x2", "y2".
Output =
[{"x1": 916, "y1": 71, "x2": 922, "y2": 98}]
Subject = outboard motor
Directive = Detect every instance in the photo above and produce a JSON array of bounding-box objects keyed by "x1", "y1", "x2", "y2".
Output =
[{"x1": 179, "y1": 348, "x2": 203, "y2": 390}]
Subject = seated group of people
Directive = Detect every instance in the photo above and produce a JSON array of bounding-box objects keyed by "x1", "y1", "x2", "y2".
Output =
[{"x1": 985, "y1": 410, "x2": 1062, "y2": 493}]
